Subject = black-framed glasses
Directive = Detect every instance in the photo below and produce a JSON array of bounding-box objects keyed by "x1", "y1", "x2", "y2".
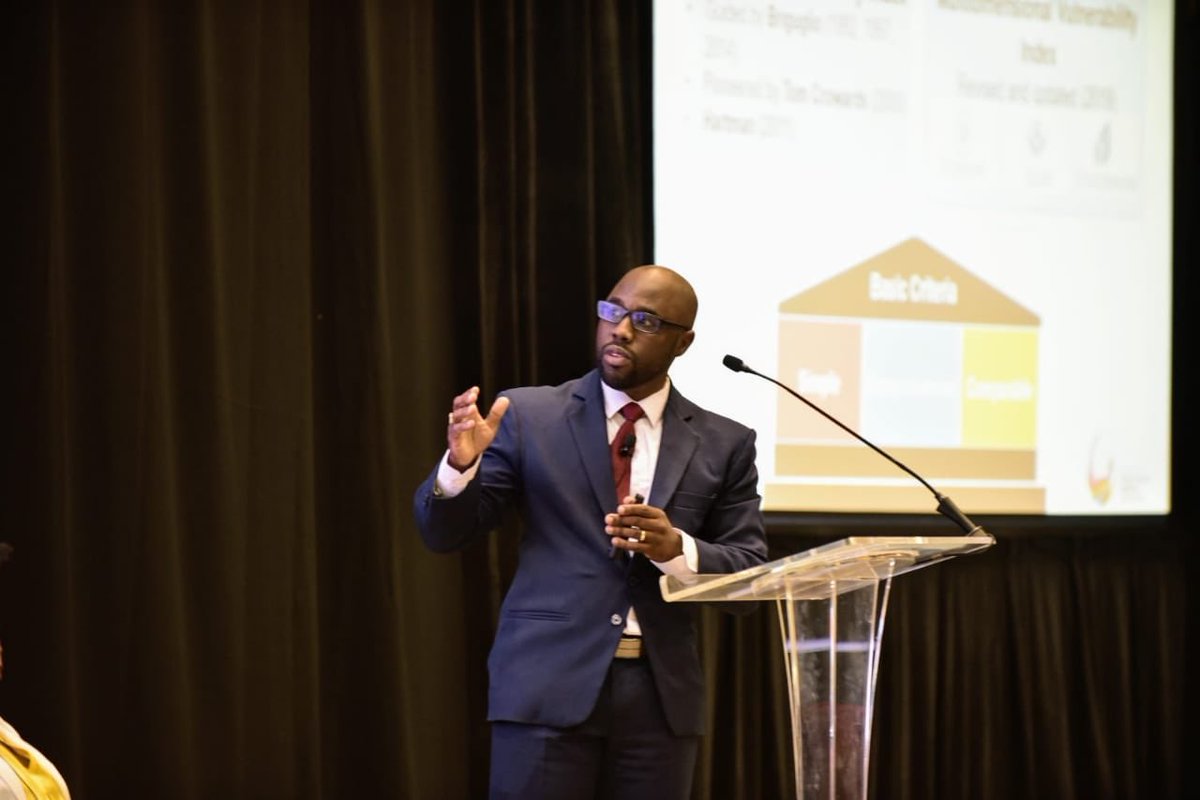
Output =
[{"x1": 597, "y1": 300, "x2": 690, "y2": 334}]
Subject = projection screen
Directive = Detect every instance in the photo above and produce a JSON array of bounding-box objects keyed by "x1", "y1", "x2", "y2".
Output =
[{"x1": 652, "y1": 0, "x2": 1173, "y2": 515}]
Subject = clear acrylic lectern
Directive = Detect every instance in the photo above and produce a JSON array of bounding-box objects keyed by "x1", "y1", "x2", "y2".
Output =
[{"x1": 661, "y1": 535, "x2": 995, "y2": 800}]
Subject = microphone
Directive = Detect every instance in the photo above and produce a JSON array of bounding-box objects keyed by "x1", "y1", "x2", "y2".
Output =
[
  {"x1": 618, "y1": 432, "x2": 636, "y2": 458},
  {"x1": 723, "y1": 354, "x2": 987, "y2": 537}
]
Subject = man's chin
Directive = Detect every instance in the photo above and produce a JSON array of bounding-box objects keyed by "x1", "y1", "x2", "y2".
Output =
[{"x1": 599, "y1": 363, "x2": 633, "y2": 390}]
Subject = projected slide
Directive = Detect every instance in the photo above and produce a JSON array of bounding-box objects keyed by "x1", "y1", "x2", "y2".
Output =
[{"x1": 653, "y1": 0, "x2": 1172, "y2": 515}]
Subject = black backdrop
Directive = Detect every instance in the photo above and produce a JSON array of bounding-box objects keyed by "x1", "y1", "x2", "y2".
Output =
[{"x1": 1, "y1": 2, "x2": 1195, "y2": 798}]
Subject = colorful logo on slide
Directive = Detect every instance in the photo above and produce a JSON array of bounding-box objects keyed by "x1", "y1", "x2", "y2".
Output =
[{"x1": 1088, "y1": 436, "x2": 1113, "y2": 505}]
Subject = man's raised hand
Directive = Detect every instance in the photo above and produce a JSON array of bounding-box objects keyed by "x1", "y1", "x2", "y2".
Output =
[{"x1": 446, "y1": 386, "x2": 510, "y2": 471}]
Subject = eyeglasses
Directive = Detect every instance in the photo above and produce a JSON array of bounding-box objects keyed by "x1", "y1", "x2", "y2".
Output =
[{"x1": 597, "y1": 300, "x2": 690, "y2": 334}]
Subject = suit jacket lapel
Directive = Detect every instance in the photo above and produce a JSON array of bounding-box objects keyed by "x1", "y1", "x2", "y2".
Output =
[
  {"x1": 567, "y1": 370, "x2": 616, "y2": 516},
  {"x1": 649, "y1": 385, "x2": 699, "y2": 508}
]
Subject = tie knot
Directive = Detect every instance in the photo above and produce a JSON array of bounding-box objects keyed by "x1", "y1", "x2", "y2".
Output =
[{"x1": 619, "y1": 402, "x2": 644, "y2": 423}]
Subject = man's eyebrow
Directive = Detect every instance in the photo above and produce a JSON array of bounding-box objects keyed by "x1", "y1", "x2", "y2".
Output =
[
  {"x1": 606, "y1": 297, "x2": 668, "y2": 317},
  {"x1": 616, "y1": 301, "x2": 662, "y2": 315}
]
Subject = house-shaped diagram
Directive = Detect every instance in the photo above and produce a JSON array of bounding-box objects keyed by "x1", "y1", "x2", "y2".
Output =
[{"x1": 767, "y1": 237, "x2": 1045, "y2": 514}]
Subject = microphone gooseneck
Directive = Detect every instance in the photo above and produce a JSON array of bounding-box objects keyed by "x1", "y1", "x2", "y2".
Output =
[{"x1": 723, "y1": 353, "x2": 986, "y2": 537}]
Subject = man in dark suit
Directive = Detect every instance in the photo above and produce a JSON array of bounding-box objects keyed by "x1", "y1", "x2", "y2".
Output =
[{"x1": 413, "y1": 265, "x2": 768, "y2": 800}]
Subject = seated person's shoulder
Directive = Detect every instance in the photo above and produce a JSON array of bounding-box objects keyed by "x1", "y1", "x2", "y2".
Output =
[{"x1": 0, "y1": 715, "x2": 72, "y2": 799}]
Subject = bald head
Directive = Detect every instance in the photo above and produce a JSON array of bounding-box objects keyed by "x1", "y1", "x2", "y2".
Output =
[{"x1": 611, "y1": 265, "x2": 698, "y2": 330}]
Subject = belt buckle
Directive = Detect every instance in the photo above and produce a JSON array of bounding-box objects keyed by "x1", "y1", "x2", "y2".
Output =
[{"x1": 614, "y1": 635, "x2": 643, "y2": 659}]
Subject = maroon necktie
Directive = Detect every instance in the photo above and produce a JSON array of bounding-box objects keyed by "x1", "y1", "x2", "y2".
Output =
[{"x1": 610, "y1": 402, "x2": 644, "y2": 503}]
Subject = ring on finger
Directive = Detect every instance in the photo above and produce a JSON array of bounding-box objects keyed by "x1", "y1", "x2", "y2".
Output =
[
  {"x1": 634, "y1": 526, "x2": 646, "y2": 543},
  {"x1": 448, "y1": 412, "x2": 455, "y2": 424}
]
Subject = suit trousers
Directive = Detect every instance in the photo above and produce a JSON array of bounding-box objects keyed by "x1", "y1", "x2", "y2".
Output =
[{"x1": 488, "y1": 657, "x2": 700, "y2": 800}]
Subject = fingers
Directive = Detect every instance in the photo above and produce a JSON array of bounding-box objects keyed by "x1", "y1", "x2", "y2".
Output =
[
  {"x1": 603, "y1": 499, "x2": 678, "y2": 559},
  {"x1": 604, "y1": 522, "x2": 652, "y2": 554},
  {"x1": 604, "y1": 504, "x2": 661, "y2": 535},
  {"x1": 447, "y1": 388, "x2": 509, "y2": 430},
  {"x1": 485, "y1": 395, "x2": 511, "y2": 427},
  {"x1": 446, "y1": 388, "x2": 484, "y2": 471},
  {"x1": 604, "y1": 517, "x2": 682, "y2": 562},
  {"x1": 448, "y1": 387, "x2": 481, "y2": 428},
  {"x1": 614, "y1": 498, "x2": 655, "y2": 521},
  {"x1": 446, "y1": 388, "x2": 507, "y2": 473},
  {"x1": 604, "y1": 497, "x2": 656, "y2": 532}
]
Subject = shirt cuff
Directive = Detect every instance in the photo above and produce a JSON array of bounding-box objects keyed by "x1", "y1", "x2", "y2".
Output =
[
  {"x1": 652, "y1": 529, "x2": 699, "y2": 575},
  {"x1": 435, "y1": 451, "x2": 479, "y2": 498}
]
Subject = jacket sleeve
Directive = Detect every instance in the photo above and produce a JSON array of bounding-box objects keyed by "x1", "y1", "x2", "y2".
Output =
[{"x1": 691, "y1": 425, "x2": 768, "y2": 576}]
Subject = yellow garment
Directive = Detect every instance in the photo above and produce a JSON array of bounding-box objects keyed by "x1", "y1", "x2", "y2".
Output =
[{"x1": 0, "y1": 717, "x2": 70, "y2": 800}]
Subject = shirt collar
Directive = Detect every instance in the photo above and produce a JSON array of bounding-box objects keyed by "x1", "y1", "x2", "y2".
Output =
[{"x1": 601, "y1": 377, "x2": 670, "y2": 427}]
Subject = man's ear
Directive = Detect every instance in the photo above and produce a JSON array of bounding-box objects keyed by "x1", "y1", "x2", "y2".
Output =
[{"x1": 675, "y1": 330, "x2": 695, "y2": 357}]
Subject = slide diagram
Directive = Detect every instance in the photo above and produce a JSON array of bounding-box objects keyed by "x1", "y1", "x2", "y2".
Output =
[{"x1": 766, "y1": 238, "x2": 1045, "y2": 514}]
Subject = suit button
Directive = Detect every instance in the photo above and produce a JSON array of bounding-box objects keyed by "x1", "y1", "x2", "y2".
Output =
[{"x1": 610, "y1": 613, "x2": 623, "y2": 626}]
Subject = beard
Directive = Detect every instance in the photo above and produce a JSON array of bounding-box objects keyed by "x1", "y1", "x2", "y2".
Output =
[{"x1": 597, "y1": 354, "x2": 636, "y2": 390}]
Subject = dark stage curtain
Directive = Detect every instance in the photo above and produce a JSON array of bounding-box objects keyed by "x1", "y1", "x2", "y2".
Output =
[{"x1": 1, "y1": 2, "x2": 1193, "y2": 799}]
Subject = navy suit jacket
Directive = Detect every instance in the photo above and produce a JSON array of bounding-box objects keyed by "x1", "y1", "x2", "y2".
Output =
[{"x1": 413, "y1": 369, "x2": 768, "y2": 735}]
